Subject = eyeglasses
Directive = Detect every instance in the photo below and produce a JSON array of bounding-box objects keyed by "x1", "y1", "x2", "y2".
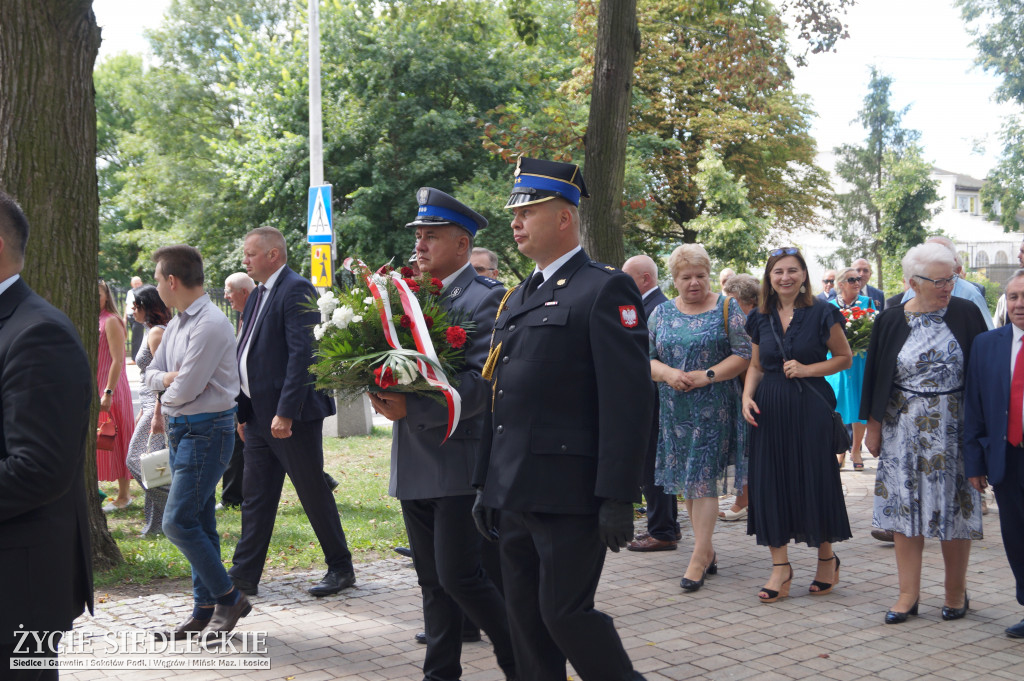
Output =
[
  {"x1": 845, "y1": 277, "x2": 862, "y2": 284},
  {"x1": 770, "y1": 247, "x2": 799, "y2": 257},
  {"x1": 821, "y1": 279, "x2": 835, "y2": 285},
  {"x1": 473, "y1": 266, "x2": 488, "y2": 274},
  {"x1": 913, "y1": 273, "x2": 958, "y2": 289}
]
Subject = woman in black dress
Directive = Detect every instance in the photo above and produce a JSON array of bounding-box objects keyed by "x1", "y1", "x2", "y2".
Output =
[{"x1": 742, "y1": 248, "x2": 853, "y2": 602}]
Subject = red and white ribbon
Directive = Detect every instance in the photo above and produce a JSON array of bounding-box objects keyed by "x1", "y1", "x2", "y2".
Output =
[{"x1": 343, "y1": 258, "x2": 461, "y2": 441}]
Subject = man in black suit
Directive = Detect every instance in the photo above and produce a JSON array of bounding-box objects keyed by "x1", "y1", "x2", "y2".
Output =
[
  {"x1": 473, "y1": 157, "x2": 652, "y2": 681},
  {"x1": 965, "y1": 269, "x2": 1024, "y2": 639},
  {"x1": 371, "y1": 188, "x2": 515, "y2": 681},
  {"x1": 852, "y1": 258, "x2": 885, "y2": 309},
  {"x1": 622, "y1": 254, "x2": 680, "y2": 552},
  {"x1": 230, "y1": 227, "x2": 355, "y2": 598},
  {"x1": 0, "y1": 190, "x2": 92, "y2": 678}
]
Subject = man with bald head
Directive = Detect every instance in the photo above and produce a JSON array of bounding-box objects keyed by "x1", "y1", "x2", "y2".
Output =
[
  {"x1": 718, "y1": 267, "x2": 736, "y2": 291},
  {"x1": 125, "y1": 275, "x2": 145, "y2": 360},
  {"x1": 622, "y1": 255, "x2": 680, "y2": 552},
  {"x1": 851, "y1": 258, "x2": 885, "y2": 310}
]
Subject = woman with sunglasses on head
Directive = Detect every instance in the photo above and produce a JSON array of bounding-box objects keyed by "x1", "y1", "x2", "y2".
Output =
[
  {"x1": 860, "y1": 242, "x2": 987, "y2": 624},
  {"x1": 826, "y1": 267, "x2": 876, "y2": 471},
  {"x1": 742, "y1": 247, "x2": 853, "y2": 603}
]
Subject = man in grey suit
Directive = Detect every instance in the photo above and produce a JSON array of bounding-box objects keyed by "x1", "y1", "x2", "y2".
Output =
[{"x1": 370, "y1": 188, "x2": 516, "y2": 681}]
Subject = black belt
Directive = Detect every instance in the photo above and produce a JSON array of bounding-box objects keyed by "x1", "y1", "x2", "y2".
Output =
[{"x1": 893, "y1": 384, "x2": 963, "y2": 397}]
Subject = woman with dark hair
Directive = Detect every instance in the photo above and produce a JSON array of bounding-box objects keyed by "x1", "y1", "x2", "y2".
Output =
[
  {"x1": 742, "y1": 248, "x2": 853, "y2": 602},
  {"x1": 124, "y1": 285, "x2": 172, "y2": 535},
  {"x1": 98, "y1": 279, "x2": 136, "y2": 511}
]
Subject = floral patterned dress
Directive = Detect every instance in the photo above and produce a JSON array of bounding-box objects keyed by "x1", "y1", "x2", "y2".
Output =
[
  {"x1": 873, "y1": 309, "x2": 983, "y2": 540},
  {"x1": 650, "y1": 295, "x2": 751, "y2": 499}
]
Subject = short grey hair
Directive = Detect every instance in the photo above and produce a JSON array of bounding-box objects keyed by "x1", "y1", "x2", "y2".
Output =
[
  {"x1": 225, "y1": 272, "x2": 256, "y2": 292},
  {"x1": 722, "y1": 273, "x2": 759, "y2": 306},
  {"x1": 902, "y1": 242, "x2": 957, "y2": 283},
  {"x1": 1007, "y1": 268, "x2": 1024, "y2": 286},
  {"x1": 472, "y1": 247, "x2": 498, "y2": 270},
  {"x1": 925, "y1": 236, "x2": 962, "y2": 268}
]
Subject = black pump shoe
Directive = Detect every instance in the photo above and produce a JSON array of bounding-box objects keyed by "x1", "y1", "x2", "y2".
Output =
[
  {"x1": 941, "y1": 594, "x2": 970, "y2": 621},
  {"x1": 885, "y1": 600, "x2": 919, "y2": 624},
  {"x1": 680, "y1": 552, "x2": 717, "y2": 592}
]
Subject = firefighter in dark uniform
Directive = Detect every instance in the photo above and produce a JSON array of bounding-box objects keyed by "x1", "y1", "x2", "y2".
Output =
[
  {"x1": 370, "y1": 188, "x2": 515, "y2": 681},
  {"x1": 472, "y1": 158, "x2": 652, "y2": 681}
]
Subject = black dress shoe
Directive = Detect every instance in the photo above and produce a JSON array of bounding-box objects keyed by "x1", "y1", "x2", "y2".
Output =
[
  {"x1": 393, "y1": 546, "x2": 413, "y2": 558},
  {"x1": 414, "y1": 630, "x2": 480, "y2": 644},
  {"x1": 308, "y1": 569, "x2": 356, "y2": 597},
  {"x1": 1006, "y1": 618, "x2": 1024, "y2": 638},
  {"x1": 205, "y1": 593, "x2": 252, "y2": 635},
  {"x1": 885, "y1": 600, "x2": 919, "y2": 624},
  {"x1": 152, "y1": 615, "x2": 211, "y2": 641},
  {"x1": 324, "y1": 472, "x2": 340, "y2": 491},
  {"x1": 941, "y1": 594, "x2": 969, "y2": 621},
  {"x1": 230, "y1": 575, "x2": 259, "y2": 596}
]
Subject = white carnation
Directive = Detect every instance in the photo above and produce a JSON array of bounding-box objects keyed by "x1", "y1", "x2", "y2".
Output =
[
  {"x1": 363, "y1": 296, "x2": 374, "y2": 305},
  {"x1": 313, "y1": 323, "x2": 326, "y2": 341},
  {"x1": 331, "y1": 305, "x2": 355, "y2": 330},
  {"x1": 352, "y1": 315, "x2": 363, "y2": 324},
  {"x1": 317, "y1": 291, "x2": 338, "y2": 316},
  {"x1": 392, "y1": 356, "x2": 418, "y2": 385}
]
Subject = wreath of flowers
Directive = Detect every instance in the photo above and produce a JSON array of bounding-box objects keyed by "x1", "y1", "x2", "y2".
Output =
[{"x1": 308, "y1": 261, "x2": 474, "y2": 404}]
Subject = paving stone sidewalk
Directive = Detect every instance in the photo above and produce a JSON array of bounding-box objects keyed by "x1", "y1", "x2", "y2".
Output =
[{"x1": 62, "y1": 460, "x2": 1023, "y2": 681}]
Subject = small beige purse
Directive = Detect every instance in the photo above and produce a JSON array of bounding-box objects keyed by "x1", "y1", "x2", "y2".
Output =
[{"x1": 141, "y1": 433, "x2": 171, "y2": 488}]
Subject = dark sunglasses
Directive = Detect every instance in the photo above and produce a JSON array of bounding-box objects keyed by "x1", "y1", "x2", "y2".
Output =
[
  {"x1": 845, "y1": 277, "x2": 862, "y2": 284},
  {"x1": 770, "y1": 247, "x2": 799, "y2": 257},
  {"x1": 821, "y1": 278, "x2": 835, "y2": 284}
]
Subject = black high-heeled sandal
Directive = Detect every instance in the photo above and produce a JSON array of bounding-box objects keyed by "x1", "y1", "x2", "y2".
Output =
[
  {"x1": 809, "y1": 554, "x2": 840, "y2": 595},
  {"x1": 758, "y1": 562, "x2": 792, "y2": 603}
]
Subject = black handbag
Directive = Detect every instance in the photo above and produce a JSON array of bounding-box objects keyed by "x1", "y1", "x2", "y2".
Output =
[{"x1": 769, "y1": 312, "x2": 852, "y2": 456}]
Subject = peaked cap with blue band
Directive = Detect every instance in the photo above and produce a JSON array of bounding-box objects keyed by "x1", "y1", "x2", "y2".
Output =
[
  {"x1": 505, "y1": 156, "x2": 590, "y2": 209},
  {"x1": 405, "y1": 187, "x2": 487, "y2": 236}
]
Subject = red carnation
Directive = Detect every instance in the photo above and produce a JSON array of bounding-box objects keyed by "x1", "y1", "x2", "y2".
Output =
[
  {"x1": 377, "y1": 265, "x2": 393, "y2": 275},
  {"x1": 403, "y1": 278, "x2": 421, "y2": 292},
  {"x1": 446, "y1": 326, "x2": 467, "y2": 349},
  {"x1": 401, "y1": 266, "x2": 414, "y2": 278},
  {"x1": 424, "y1": 315, "x2": 434, "y2": 329},
  {"x1": 373, "y1": 366, "x2": 397, "y2": 390},
  {"x1": 400, "y1": 315, "x2": 412, "y2": 328},
  {"x1": 430, "y1": 277, "x2": 443, "y2": 294}
]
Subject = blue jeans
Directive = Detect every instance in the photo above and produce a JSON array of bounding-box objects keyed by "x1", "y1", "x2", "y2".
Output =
[{"x1": 164, "y1": 413, "x2": 236, "y2": 606}]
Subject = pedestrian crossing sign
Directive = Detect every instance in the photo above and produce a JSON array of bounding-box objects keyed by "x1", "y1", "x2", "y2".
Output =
[
  {"x1": 307, "y1": 185, "x2": 333, "y2": 244},
  {"x1": 312, "y1": 245, "x2": 332, "y2": 288}
]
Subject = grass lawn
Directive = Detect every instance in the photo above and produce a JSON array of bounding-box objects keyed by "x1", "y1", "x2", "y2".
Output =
[{"x1": 95, "y1": 425, "x2": 404, "y2": 590}]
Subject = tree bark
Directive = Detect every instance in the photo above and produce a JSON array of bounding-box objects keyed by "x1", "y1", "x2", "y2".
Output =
[
  {"x1": 580, "y1": 0, "x2": 638, "y2": 267},
  {"x1": 0, "y1": 0, "x2": 123, "y2": 569}
]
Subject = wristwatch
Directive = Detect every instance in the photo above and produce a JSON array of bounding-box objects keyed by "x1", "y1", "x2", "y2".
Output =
[
  {"x1": 705, "y1": 369, "x2": 716, "y2": 383},
  {"x1": 103, "y1": 389, "x2": 114, "y2": 395}
]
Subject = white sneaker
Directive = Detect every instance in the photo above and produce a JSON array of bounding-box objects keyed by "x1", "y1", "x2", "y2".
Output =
[{"x1": 215, "y1": 503, "x2": 224, "y2": 511}]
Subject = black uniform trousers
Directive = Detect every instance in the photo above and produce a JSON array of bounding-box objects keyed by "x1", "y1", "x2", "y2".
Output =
[
  {"x1": 230, "y1": 417, "x2": 352, "y2": 584},
  {"x1": 994, "y1": 446, "x2": 1024, "y2": 607},
  {"x1": 641, "y1": 391, "x2": 679, "y2": 541},
  {"x1": 499, "y1": 511, "x2": 643, "y2": 681},
  {"x1": 220, "y1": 428, "x2": 245, "y2": 508},
  {"x1": 402, "y1": 495, "x2": 515, "y2": 681}
]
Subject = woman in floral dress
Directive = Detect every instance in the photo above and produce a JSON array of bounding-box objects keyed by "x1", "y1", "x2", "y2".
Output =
[
  {"x1": 861, "y1": 242, "x2": 988, "y2": 624},
  {"x1": 650, "y1": 244, "x2": 751, "y2": 592}
]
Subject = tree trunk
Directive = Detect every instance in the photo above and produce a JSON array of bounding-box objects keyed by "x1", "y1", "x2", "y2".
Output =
[
  {"x1": 0, "y1": 0, "x2": 123, "y2": 570},
  {"x1": 580, "y1": 0, "x2": 638, "y2": 267}
]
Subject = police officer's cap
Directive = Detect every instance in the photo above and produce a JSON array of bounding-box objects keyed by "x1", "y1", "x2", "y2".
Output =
[
  {"x1": 505, "y1": 157, "x2": 590, "y2": 209},
  {"x1": 405, "y1": 187, "x2": 487, "y2": 237}
]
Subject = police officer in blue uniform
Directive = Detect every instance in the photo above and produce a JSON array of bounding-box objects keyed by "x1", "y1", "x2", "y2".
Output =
[
  {"x1": 369, "y1": 188, "x2": 516, "y2": 681},
  {"x1": 472, "y1": 158, "x2": 652, "y2": 681}
]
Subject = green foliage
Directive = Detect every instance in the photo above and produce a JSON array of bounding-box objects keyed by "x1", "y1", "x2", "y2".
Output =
[
  {"x1": 827, "y1": 68, "x2": 933, "y2": 268},
  {"x1": 686, "y1": 143, "x2": 771, "y2": 270},
  {"x1": 979, "y1": 116, "x2": 1024, "y2": 231}
]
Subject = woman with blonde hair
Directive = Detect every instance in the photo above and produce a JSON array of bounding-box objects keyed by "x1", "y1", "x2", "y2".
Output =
[{"x1": 649, "y1": 244, "x2": 751, "y2": 591}]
